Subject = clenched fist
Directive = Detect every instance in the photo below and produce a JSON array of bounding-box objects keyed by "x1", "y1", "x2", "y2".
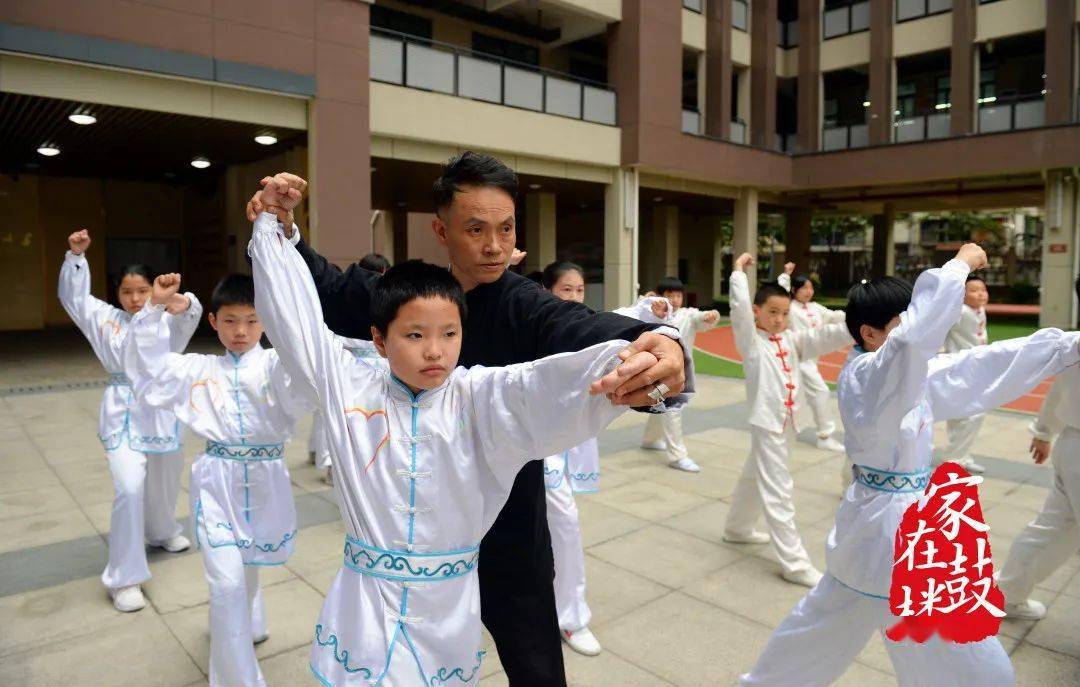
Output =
[
  {"x1": 246, "y1": 173, "x2": 307, "y2": 237},
  {"x1": 956, "y1": 243, "x2": 988, "y2": 272},
  {"x1": 68, "y1": 229, "x2": 91, "y2": 255},
  {"x1": 152, "y1": 273, "x2": 182, "y2": 306}
]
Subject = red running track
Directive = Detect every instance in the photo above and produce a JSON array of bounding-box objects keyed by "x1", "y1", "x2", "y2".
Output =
[{"x1": 694, "y1": 325, "x2": 1047, "y2": 414}]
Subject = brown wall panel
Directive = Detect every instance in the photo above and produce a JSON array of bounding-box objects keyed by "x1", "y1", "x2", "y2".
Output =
[{"x1": 0, "y1": 175, "x2": 45, "y2": 331}]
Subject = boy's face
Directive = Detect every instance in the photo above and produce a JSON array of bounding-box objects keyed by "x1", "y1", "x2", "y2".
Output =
[
  {"x1": 118, "y1": 274, "x2": 152, "y2": 314},
  {"x1": 964, "y1": 280, "x2": 989, "y2": 310},
  {"x1": 372, "y1": 296, "x2": 462, "y2": 393},
  {"x1": 660, "y1": 289, "x2": 684, "y2": 310},
  {"x1": 860, "y1": 315, "x2": 902, "y2": 352},
  {"x1": 209, "y1": 304, "x2": 263, "y2": 354},
  {"x1": 753, "y1": 295, "x2": 791, "y2": 335}
]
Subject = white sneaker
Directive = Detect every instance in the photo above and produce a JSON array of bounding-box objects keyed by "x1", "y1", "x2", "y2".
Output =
[
  {"x1": 641, "y1": 440, "x2": 667, "y2": 451},
  {"x1": 782, "y1": 567, "x2": 824, "y2": 588},
  {"x1": 562, "y1": 627, "x2": 602, "y2": 656},
  {"x1": 815, "y1": 436, "x2": 845, "y2": 453},
  {"x1": 153, "y1": 534, "x2": 191, "y2": 553},
  {"x1": 1005, "y1": 599, "x2": 1046, "y2": 621},
  {"x1": 669, "y1": 457, "x2": 701, "y2": 473},
  {"x1": 253, "y1": 631, "x2": 270, "y2": 644},
  {"x1": 111, "y1": 585, "x2": 147, "y2": 613},
  {"x1": 960, "y1": 457, "x2": 987, "y2": 474},
  {"x1": 723, "y1": 530, "x2": 771, "y2": 545}
]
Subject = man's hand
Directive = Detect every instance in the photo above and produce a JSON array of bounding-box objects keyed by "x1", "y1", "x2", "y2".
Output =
[
  {"x1": 246, "y1": 173, "x2": 308, "y2": 237},
  {"x1": 650, "y1": 298, "x2": 670, "y2": 320},
  {"x1": 956, "y1": 243, "x2": 988, "y2": 272},
  {"x1": 589, "y1": 332, "x2": 686, "y2": 407},
  {"x1": 509, "y1": 248, "x2": 526, "y2": 266},
  {"x1": 1030, "y1": 438, "x2": 1051, "y2": 465},
  {"x1": 734, "y1": 252, "x2": 755, "y2": 272},
  {"x1": 68, "y1": 229, "x2": 91, "y2": 255},
  {"x1": 784, "y1": 262, "x2": 796, "y2": 276},
  {"x1": 164, "y1": 292, "x2": 193, "y2": 315},
  {"x1": 703, "y1": 310, "x2": 720, "y2": 325},
  {"x1": 152, "y1": 273, "x2": 182, "y2": 306}
]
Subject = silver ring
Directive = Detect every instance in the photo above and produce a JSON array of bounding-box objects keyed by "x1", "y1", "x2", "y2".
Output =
[{"x1": 647, "y1": 382, "x2": 670, "y2": 404}]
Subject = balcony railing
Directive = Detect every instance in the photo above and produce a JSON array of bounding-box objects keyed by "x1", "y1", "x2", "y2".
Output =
[
  {"x1": 978, "y1": 94, "x2": 1044, "y2": 134},
  {"x1": 896, "y1": 0, "x2": 951, "y2": 22},
  {"x1": 730, "y1": 119, "x2": 747, "y2": 144},
  {"x1": 823, "y1": 1, "x2": 869, "y2": 39},
  {"x1": 732, "y1": 0, "x2": 749, "y2": 31},
  {"x1": 683, "y1": 0, "x2": 703, "y2": 12},
  {"x1": 370, "y1": 28, "x2": 617, "y2": 126},
  {"x1": 778, "y1": 19, "x2": 799, "y2": 48},
  {"x1": 893, "y1": 112, "x2": 951, "y2": 142},
  {"x1": 682, "y1": 108, "x2": 702, "y2": 134},
  {"x1": 822, "y1": 122, "x2": 868, "y2": 150},
  {"x1": 776, "y1": 132, "x2": 798, "y2": 152}
]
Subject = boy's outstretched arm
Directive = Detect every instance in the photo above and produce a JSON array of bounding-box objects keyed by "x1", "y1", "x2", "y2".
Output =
[{"x1": 728, "y1": 253, "x2": 758, "y2": 357}]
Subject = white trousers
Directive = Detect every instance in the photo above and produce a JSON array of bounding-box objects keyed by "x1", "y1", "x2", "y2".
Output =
[
  {"x1": 202, "y1": 541, "x2": 268, "y2": 687},
  {"x1": 724, "y1": 426, "x2": 813, "y2": 574},
  {"x1": 998, "y1": 428, "x2": 1080, "y2": 604},
  {"x1": 642, "y1": 409, "x2": 688, "y2": 464},
  {"x1": 937, "y1": 414, "x2": 986, "y2": 465},
  {"x1": 740, "y1": 573, "x2": 1015, "y2": 687},
  {"x1": 799, "y1": 360, "x2": 836, "y2": 438},
  {"x1": 546, "y1": 474, "x2": 592, "y2": 632},
  {"x1": 100, "y1": 444, "x2": 185, "y2": 589}
]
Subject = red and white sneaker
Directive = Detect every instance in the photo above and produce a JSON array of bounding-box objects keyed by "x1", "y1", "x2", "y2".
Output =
[{"x1": 562, "y1": 627, "x2": 602, "y2": 656}]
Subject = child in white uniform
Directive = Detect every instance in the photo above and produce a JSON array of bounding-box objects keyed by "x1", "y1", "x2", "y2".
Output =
[
  {"x1": 248, "y1": 215, "x2": 653, "y2": 686},
  {"x1": 739, "y1": 244, "x2": 1079, "y2": 687},
  {"x1": 59, "y1": 229, "x2": 201, "y2": 613},
  {"x1": 640, "y1": 276, "x2": 720, "y2": 473},
  {"x1": 777, "y1": 264, "x2": 846, "y2": 454},
  {"x1": 996, "y1": 363, "x2": 1080, "y2": 620},
  {"x1": 723, "y1": 253, "x2": 853, "y2": 587},
  {"x1": 937, "y1": 274, "x2": 991, "y2": 474},
  {"x1": 126, "y1": 272, "x2": 313, "y2": 687}
]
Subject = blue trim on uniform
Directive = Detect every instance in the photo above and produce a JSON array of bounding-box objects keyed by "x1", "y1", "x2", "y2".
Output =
[
  {"x1": 314, "y1": 623, "x2": 375, "y2": 679},
  {"x1": 204, "y1": 441, "x2": 284, "y2": 460},
  {"x1": 832, "y1": 575, "x2": 890, "y2": 600},
  {"x1": 193, "y1": 499, "x2": 295, "y2": 555},
  {"x1": 429, "y1": 651, "x2": 486, "y2": 686},
  {"x1": 852, "y1": 464, "x2": 931, "y2": 494},
  {"x1": 342, "y1": 537, "x2": 480, "y2": 582},
  {"x1": 309, "y1": 662, "x2": 334, "y2": 687}
]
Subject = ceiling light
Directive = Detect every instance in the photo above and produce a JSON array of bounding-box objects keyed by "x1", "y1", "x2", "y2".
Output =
[
  {"x1": 935, "y1": 102, "x2": 951, "y2": 110},
  {"x1": 977, "y1": 96, "x2": 997, "y2": 104},
  {"x1": 68, "y1": 112, "x2": 97, "y2": 125},
  {"x1": 653, "y1": 196, "x2": 664, "y2": 202},
  {"x1": 528, "y1": 183, "x2": 541, "y2": 190},
  {"x1": 190, "y1": 156, "x2": 211, "y2": 169},
  {"x1": 36, "y1": 144, "x2": 60, "y2": 157},
  {"x1": 862, "y1": 101, "x2": 871, "y2": 107},
  {"x1": 254, "y1": 133, "x2": 278, "y2": 146}
]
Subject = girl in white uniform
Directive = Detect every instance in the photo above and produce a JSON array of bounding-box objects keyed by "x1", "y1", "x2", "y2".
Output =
[
  {"x1": 125, "y1": 272, "x2": 313, "y2": 687},
  {"x1": 739, "y1": 244, "x2": 1079, "y2": 687},
  {"x1": 248, "y1": 215, "x2": 648, "y2": 687},
  {"x1": 58, "y1": 229, "x2": 201, "y2": 613}
]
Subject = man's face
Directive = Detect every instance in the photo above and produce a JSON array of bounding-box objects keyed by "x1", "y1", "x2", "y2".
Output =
[
  {"x1": 209, "y1": 304, "x2": 263, "y2": 354},
  {"x1": 432, "y1": 185, "x2": 516, "y2": 291}
]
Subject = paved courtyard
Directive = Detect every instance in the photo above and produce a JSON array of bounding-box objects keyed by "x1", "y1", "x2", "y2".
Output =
[{"x1": 1, "y1": 339, "x2": 1079, "y2": 686}]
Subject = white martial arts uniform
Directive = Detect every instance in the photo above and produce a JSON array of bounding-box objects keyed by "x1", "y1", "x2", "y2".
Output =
[
  {"x1": 58, "y1": 251, "x2": 201, "y2": 592},
  {"x1": 740, "y1": 258, "x2": 1080, "y2": 687},
  {"x1": 998, "y1": 365, "x2": 1080, "y2": 605},
  {"x1": 310, "y1": 338, "x2": 380, "y2": 469},
  {"x1": 125, "y1": 303, "x2": 313, "y2": 687},
  {"x1": 544, "y1": 438, "x2": 599, "y2": 633},
  {"x1": 937, "y1": 304, "x2": 990, "y2": 467},
  {"x1": 248, "y1": 213, "x2": 630, "y2": 687},
  {"x1": 723, "y1": 271, "x2": 852, "y2": 575}
]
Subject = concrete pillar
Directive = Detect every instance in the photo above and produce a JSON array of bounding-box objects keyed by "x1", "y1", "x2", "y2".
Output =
[
  {"x1": 1041, "y1": 170, "x2": 1080, "y2": 328},
  {"x1": 653, "y1": 205, "x2": 680, "y2": 279},
  {"x1": 1045, "y1": 0, "x2": 1077, "y2": 125},
  {"x1": 750, "y1": 0, "x2": 778, "y2": 149},
  {"x1": 797, "y1": 0, "x2": 822, "y2": 152},
  {"x1": 705, "y1": 0, "x2": 733, "y2": 140},
  {"x1": 733, "y1": 189, "x2": 759, "y2": 287},
  {"x1": 371, "y1": 209, "x2": 395, "y2": 264},
  {"x1": 868, "y1": 0, "x2": 895, "y2": 145},
  {"x1": 949, "y1": 0, "x2": 975, "y2": 136},
  {"x1": 604, "y1": 167, "x2": 639, "y2": 309},
  {"x1": 872, "y1": 204, "x2": 897, "y2": 277},
  {"x1": 785, "y1": 208, "x2": 813, "y2": 272},
  {"x1": 524, "y1": 192, "x2": 557, "y2": 274}
]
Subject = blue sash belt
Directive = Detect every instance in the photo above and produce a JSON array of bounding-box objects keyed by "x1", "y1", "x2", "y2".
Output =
[
  {"x1": 205, "y1": 441, "x2": 284, "y2": 461},
  {"x1": 342, "y1": 535, "x2": 479, "y2": 582},
  {"x1": 107, "y1": 372, "x2": 131, "y2": 386},
  {"x1": 852, "y1": 464, "x2": 931, "y2": 494}
]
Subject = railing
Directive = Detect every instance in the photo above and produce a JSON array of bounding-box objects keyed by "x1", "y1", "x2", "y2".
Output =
[
  {"x1": 682, "y1": 108, "x2": 702, "y2": 134},
  {"x1": 730, "y1": 119, "x2": 747, "y2": 144},
  {"x1": 370, "y1": 28, "x2": 617, "y2": 126},
  {"x1": 732, "y1": 0, "x2": 748, "y2": 31},
  {"x1": 978, "y1": 94, "x2": 1044, "y2": 134},
  {"x1": 822, "y1": 122, "x2": 868, "y2": 150},
  {"x1": 776, "y1": 132, "x2": 798, "y2": 152},
  {"x1": 895, "y1": 0, "x2": 951, "y2": 22},
  {"x1": 778, "y1": 19, "x2": 799, "y2": 48},
  {"x1": 823, "y1": 1, "x2": 870, "y2": 39},
  {"x1": 683, "y1": 0, "x2": 703, "y2": 12},
  {"x1": 893, "y1": 112, "x2": 951, "y2": 142}
]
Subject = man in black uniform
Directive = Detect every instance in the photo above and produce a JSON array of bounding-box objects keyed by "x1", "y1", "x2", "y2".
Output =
[{"x1": 247, "y1": 153, "x2": 689, "y2": 686}]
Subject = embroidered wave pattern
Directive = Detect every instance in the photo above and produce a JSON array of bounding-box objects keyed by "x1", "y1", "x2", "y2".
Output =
[
  {"x1": 194, "y1": 500, "x2": 296, "y2": 553},
  {"x1": 314, "y1": 623, "x2": 374, "y2": 678},
  {"x1": 343, "y1": 537, "x2": 480, "y2": 582},
  {"x1": 205, "y1": 441, "x2": 284, "y2": 460},
  {"x1": 430, "y1": 651, "x2": 486, "y2": 686},
  {"x1": 853, "y1": 464, "x2": 931, "y2": 494}
]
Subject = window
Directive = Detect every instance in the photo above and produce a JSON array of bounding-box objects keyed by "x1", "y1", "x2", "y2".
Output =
[
  {"x1": 824, "y1": 99, "x2": 839, "y2": 127},
  {"x1": 935, "y1": 75, "x2": 951, "y2": 108},
  {"x1": 371, "y1": 5, "x2": 432, "y2": 40},
  {"x1": 979, "y1": 67, "x2": 995, "y2": 101},
  {"x1": 897, "y1": 82, "x2": 916, "y2": 118},
  {"x1": 472, "y1": 33, "x2": 539, "y2": 66}
]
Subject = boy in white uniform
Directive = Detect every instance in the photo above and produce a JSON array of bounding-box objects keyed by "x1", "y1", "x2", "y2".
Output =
[
  {"x1": 248, "y1": 212, "x2": 666, "y2": 686},
  {"x1": 739, "y1": 244, "x2": 1079, "y2": 687},
  {"x1": 640, "y1": 277, "x2": 720, "y2": 473},
  {"x1": 59, "y1": 229, "x2": 201, "y2": 612},
  {"x1": 723, "y1": 253, "x2": 853, "y2": 587},
  {"x1": 126, "y1": 272, "x2": 314, "y2": 687},
  {"x1": 996, "y1": 363, "x2": 1080, "y2": 620}
]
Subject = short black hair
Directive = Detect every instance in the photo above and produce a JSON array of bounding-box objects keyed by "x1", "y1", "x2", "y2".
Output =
[
  {"x1": 371, "y1": 260, "x2": 467, "y2": 335},
  {"x1": 211, "y1": 273, "x2": 255, "y2": 313},
  {"x1": 845, "y1": 276, "x2": 914, "y2": 348},
  {"x1": 114, "y1": 263, "x2": 154, "y2": 290},
  {"x1": 432, "y1": 151, "x2": 518, "y2": 215},
  {"x1": 754, "y1": 281, "x2": 792, "y2": 307},
  {"x1": 656, "y1": 276, "x2": 685, "y2": 295},
  {"x1": 965, "y1": 273, "x2": 987, "y2": 287},
  {"x1": 541, "y1": 261, "x2": 584, "y2": 290},
  {"x1": 790, "y1": 274, "x2": 814, "y2": 294},
  {"x1": 359, "y1": 253, "x2": 391, "y2": 274}
]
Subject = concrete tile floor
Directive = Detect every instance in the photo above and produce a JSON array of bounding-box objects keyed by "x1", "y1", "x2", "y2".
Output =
[{"x1": 1, "y1": 357, "x2": 1078, "y2": 686}]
